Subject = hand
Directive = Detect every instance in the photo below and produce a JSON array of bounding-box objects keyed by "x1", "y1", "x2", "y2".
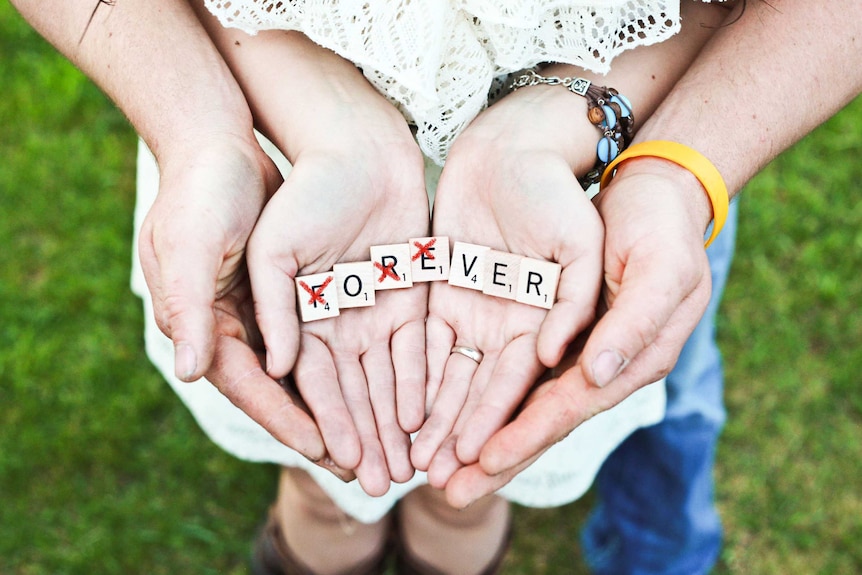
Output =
[
  {"x1": 137, "y1": 136, "x2": 334, "y2": 467},
  {"x1": 247, "y1": 108, "x2": 430, "y2": 497},
  {"x1": 411, "y1": 86, "x2": 605, "y2": 488},
  {"x1": 443, "y1": 157, "x2": 715, "y2": 507}
]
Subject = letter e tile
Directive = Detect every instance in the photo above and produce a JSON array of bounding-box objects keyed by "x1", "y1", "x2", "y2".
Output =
[
  {"x1": 482, "y1": 250, "x2": 521, "y2": 301},
  {"x1": 409, "y1": 236, "x2": 451, "y2": 282}
]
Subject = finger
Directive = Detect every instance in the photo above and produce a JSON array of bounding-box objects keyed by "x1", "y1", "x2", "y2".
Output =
[
  {"x1": 362, "y1": 342, "x2": 414, "y2": 484},
  {"x1": 333, "y1": 351, "x2": 392, "y2": 497},
  {"x1": 410, "y1": 351, "x2": 477, "y2": 471},
  {"x1": 426, "y1": 435, "x2": 462, "y2": 490},
  {"x1": 391, "y1": 317, "x2": 428, "y2": 434},
  {"x1": 445, "y1": 450, "x2": 543, "y2": 510},
  {"x1": 423, "y1": 312, "x2": 456, "y2": 414},
  {"x1": 313, "y1": 458, "x2": 357, "y2": 484},
  {"x1": 536, "y1": 241, "x2": 603, "y2": 368},
  {"x1": 425, "y1": 352, "x2": 498, "y2": 485},
  {"x1": 206, "y1": 334, "x2": 326, "y2": 461},
  {"x1": 246, "y1": 237, "x2": 301, "y2": 379},
  {"x1": 140, "y1": 226, "x2": 219, "y2": 382},
  {"x1": 292, "y1": 335, "x2": 361, "y2": 470},
  {"x1": 476, "y1": 366, "x2": 596, "y2": 477},
  {"x1": 478, "y1": 285, "x2": 709, "y2": 477},
  {"x1": 582, "y1": 247, "x2": 709, "y2": 388},
  {"x1": 455, "y1": 334, "x2": 545, "y2": 464}
]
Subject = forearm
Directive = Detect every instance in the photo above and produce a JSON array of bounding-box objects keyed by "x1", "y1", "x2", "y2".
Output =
[
  {"x1": 470, "y1": 0, "x2": 728, "y2": 179},
  {"x1": 188, "y1": 0, "x2": 415, "y2": 162},
  {"x1": 10, "y1": 0, "x2": 255, "y2": 161},
  {"x1": 635, "y1": 0, "x2": 862, "y2": 198}
]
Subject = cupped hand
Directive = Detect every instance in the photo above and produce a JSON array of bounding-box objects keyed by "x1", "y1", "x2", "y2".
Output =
[
  {"x1": 138, "y1": 136, "x2": 335, "y2": 467},
  {"x1": 443, "y1": 157, "x2": 715, "y2": 507},
  {"x1": 411, "y1": 86, "x2": 606, "y2": 488},
  {"x1": 248, "y1": 128, "x2": 430, "y2": 497}
]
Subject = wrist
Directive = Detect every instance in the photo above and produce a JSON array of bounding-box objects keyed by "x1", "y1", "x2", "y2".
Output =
[
  {"x1": 596, "y1": 155, "x2": 715, "y2": 243},
  {"x1": 461, "y1": 79, "x2": 599, "y2": 178},
  {"x1": 499, "y1": 65, "x2": 635, "y2": 186}
]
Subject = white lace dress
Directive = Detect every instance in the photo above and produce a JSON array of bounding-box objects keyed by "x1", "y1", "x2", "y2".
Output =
[{"x1": 130, "y1": 0, "x2": 719, "y2": 523}]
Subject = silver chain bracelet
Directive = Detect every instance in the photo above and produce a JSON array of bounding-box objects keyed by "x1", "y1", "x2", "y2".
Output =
[{"x1": 511, "y1": 69, "x2": 635, "y2": 189}]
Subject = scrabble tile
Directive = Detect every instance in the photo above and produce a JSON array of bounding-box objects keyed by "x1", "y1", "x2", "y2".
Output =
[
  {"x1": 295, "y1": 271, "x2": 340, "y2": 322},
  {"x1": 409, "y1": 236, "x2": 451, "y2": 282},
  {"x1": 333, "y1": 261, "x2": 376, "y2": 308},
  {"x1": 448, "y1": 241, "x2": 490, "y2": 291},
  {"x1": 369, "y1": 243, "x2": 413, "y2": 290},
  {"x1": 482, "y1": 249, "x2": 522, "y2": 301},
  {"x1": 515, "y1": 257, "x2": 562, "y2": 309}
]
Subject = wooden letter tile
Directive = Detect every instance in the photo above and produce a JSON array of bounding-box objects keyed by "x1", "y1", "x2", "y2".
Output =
[
  {"x1": 409, "y1": 236, "x2": 451, "y2": 282},
  {"x1": 295, "y1": 271, "x2": 340, "y2": 322},
  {"x1": 333, "y1": 261, "x2": 376, "y2": 308},
  {"x1": 515, "y1": 258, "x2": 562, "y2": 309},
  {"x1": 448, "y1": 241, "x2": 490, "y2": 291},
  {"x1": 482, "y1": 250, "x2": 522, "y2": 301},
  {"x1": 369, "y1": 243, "x2": 413, "y2": 290}
]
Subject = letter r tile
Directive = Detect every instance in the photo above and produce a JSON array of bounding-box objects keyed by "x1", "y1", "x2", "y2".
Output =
[
  {"x1": 333, "y1": 261, "x2": 376, "y2": 308},
  {"x1": 369, "y1": 244, "x2": 413, "y2": 290},
  {"x1": 295, "y1": 271, "x2": 340, "y2": 322},
  {"x1": 482, "y1": 250, "x2": 522, "y2": 301},
  {"x1": 448, "y1": 241, "x2": 490, "y2": 291},
  {"x1": 515, "y1": 258, "x2": 561, "y2": 309},
  {"x1": 409, "y1": 236, "x2": 451, "y2": 282}
]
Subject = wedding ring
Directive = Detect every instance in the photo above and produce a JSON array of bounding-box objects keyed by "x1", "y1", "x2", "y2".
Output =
[{"x1": 451, "y1": 345, "x2": 484, "y2": 364}]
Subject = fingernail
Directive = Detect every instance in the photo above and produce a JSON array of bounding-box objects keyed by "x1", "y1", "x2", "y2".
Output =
[
  {"x1": 265, "y1": 348, "x2": 273, "y2": 374},
  {"x1": 174, "y1": 342, "x2": 197, "y2": 381},
  {"x1": 591, "y1": 349, "x2": 627, "y2": 388}
]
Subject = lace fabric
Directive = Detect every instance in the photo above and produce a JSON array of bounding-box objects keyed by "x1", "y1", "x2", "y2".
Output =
[{"x1": 204, "y1": 0, "x2": 696, "y2": 164}]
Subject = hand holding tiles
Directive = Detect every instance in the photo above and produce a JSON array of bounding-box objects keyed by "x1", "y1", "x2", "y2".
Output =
[
  {"x1": 414, "y1": 105, "x2": 606, "y2": 492},
  {"x1": 244, "y1": 142, "x2": 431, "y2": 496},
  {"x1": 295, "y1": 238, "x2": 561, "y2": 321}
]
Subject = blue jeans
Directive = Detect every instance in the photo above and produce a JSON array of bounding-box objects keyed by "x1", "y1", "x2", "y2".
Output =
[{"x1": 582, "y1": 201, "x2": 739, "y2": 575}]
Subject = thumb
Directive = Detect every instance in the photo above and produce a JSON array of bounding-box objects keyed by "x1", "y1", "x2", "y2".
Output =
[
  {"x1": 139, "y1": 221, "x2": 221, "y2": 382},
  {"x1": 582, "y1": 247, "x2": 709, "y2": 389}
]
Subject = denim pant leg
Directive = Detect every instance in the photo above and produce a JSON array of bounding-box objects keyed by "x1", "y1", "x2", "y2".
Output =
[{"x1": 581, "y1": 201, "x2": 739, "y2": 575}]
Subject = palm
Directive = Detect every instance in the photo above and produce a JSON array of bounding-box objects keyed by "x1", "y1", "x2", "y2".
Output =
[
  {"x1": 248, "y1": 150, "x2": 430, "y2": 496},
  {"x1": 414, "y1": 128, "x2": 604, "y2": 486}
]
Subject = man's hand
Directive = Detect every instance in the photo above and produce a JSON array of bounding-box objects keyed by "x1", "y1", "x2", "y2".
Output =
[{"x1": 443, "y1": 159, "x2": 714, "y2": 507}]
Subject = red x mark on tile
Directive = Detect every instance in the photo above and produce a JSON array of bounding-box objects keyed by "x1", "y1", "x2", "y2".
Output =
[
  {"x1": 298, "y1": 276, "x2": 332, "y2": 305},
  {"x1": 374, "y1": 260, "x2": 400, "y2": 282},
  {"x1": 411, "y1": 238, "x2": 437, "y2": 261}
]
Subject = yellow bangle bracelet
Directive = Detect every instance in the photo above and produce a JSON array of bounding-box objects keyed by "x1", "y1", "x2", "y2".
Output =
[{"x1": 599, "y1": 140, "x2": 729, "y2": 248}]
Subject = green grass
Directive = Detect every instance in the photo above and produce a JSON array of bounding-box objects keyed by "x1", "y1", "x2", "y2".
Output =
[{"x1": 2, "y1": 4, "x2": 860, "y2": 574}]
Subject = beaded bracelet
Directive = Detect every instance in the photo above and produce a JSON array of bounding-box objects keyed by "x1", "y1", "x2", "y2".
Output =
[
  {"x1": 510, "y1": 68, "x2": 634, "y2": 189},
  {"x1": 599, "y1": 140, "x2": 730, "y2": 248}
]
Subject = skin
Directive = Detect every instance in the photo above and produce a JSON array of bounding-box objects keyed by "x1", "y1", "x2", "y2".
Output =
[
  {"x1": 415, "y1": 0, "x2": 729, "y2": 488},
  {"x1": 189, "y1": 4, "x2": 431, "y2": 496},
  {"x1": 444, "y1": 0, "x2": 862, "y2": 508},
  {"x1": 9, "y1": 0, "x2": 328, "y2": 465}
]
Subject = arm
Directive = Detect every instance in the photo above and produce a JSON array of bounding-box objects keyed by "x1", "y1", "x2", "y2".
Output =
[
  {"x1": 448, "y1": 0, "x2": 862, "y2": 506},
  {"x1": 10, "y1": 0, "x2": 328, "y2": 462},
  {"x1": 415, "y1": 0, "x2": 727, "y2": 487},
  {"x1": 190, "y1": 3, "x2": 431, "y2": 496}
]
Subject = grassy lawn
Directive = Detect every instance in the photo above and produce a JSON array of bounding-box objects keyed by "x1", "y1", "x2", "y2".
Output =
[{"x1": 2, "y1": 5, "x2": 860, "y2": 574}]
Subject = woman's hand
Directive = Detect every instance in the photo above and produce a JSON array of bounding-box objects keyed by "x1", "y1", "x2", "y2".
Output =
[
  {"x1": 248, "y1": 139, "x2": 430, "y2": 497},
  {"x1": 411, "y1": 85, "x2": 605, "y2": 487}
]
